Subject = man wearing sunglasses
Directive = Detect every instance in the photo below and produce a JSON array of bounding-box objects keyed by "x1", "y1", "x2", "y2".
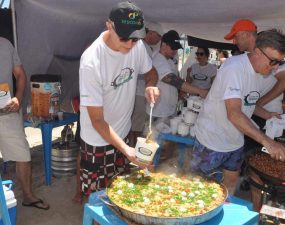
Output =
[
  {"x1": 226, "y1": 20, "x2": 285, "y2": 210},
  {"x1": 191, "y1": 29, "x2": 285, "y2": 203},
  {"x1": 186, "y1": 47, "x2": 217, "y2": 90},
  {"x1": 79, "y1": 1, "x2": 160, "y2": 196}
]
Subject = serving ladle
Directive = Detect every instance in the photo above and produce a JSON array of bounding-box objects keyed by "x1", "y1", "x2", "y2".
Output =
[{"x1": 146, "y1": 103, "x2": 154, "y2": 143}]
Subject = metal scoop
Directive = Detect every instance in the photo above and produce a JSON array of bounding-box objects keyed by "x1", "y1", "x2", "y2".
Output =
[{"x1": 146, "y1": 103, "x2": 154, "y2": 143}]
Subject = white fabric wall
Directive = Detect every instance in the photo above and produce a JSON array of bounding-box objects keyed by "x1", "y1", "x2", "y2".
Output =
[
  {"x1": 14, "y1": 0, "x2": 285, "y2": 111},
  {"x1": 15, "y1": 0, "x2": 106, "y2": 111}
]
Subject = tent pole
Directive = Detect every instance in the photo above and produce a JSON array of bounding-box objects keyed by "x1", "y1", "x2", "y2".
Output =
[
  {"x1": 11, "y1": 0, "x2": 18, "y2": 51},
  {"x1": 181, "y1": 34, "x2": 186, "y2": 78}
]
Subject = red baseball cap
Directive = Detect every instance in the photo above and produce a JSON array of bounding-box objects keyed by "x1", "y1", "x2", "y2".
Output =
[{"x1": 224, "y1": 19, "x2": 257, "y2": 40}]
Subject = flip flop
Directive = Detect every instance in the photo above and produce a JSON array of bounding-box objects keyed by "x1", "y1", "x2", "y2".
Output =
[{"x1": 22, "y1": 199, "x2": 50, "y2": 210}]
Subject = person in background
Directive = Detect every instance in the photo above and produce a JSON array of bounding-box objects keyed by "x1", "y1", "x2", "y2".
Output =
[
  {"x1": 191, "y1": 30, "x2": 285, "y2": 202},
  {"x1": 216, "y1": 49, "x2": 229, "y2": 67},
  {"x1": 143, "y1": 21, "x2": 164, "y2": 54},
  {"x1": 146, "y1": 30, "x2": 208, "y2": 161},
  {"x1": 79, "y1": 1, "x2": 159, "y2": 197},
  {"x1": 231, "y1": 48, "x2": 245, "y2": 56},
  {"x1": 186, "y1": 47, "x2": 217, "y2": 90},
  {"x1": 0, "y1": 37, "x2": 49, "y2": 210},
  {"x1": 129, "y1": 21, "x2": 163, "y2": 147},
  {"x1": 224, "y1": 18, "x2": 257, "y2": 52},
  {"x1": 147, "y1": 30, "x2": 208, "y2": 120},
  {"x1": 225, "y1": 18, "x2": 258, "y2": 191}
]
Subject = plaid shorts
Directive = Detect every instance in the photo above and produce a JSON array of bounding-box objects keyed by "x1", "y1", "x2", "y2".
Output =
[
  {"x1": 80, "y1": 138, "x2": 130, "y2": 195},
  {"x1": 190, "y1": 138, "x2": 244, "y2": 182}
]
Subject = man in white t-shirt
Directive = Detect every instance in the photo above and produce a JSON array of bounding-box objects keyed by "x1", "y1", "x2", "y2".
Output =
[
  {"x1": 192, "y1": 29, "x2": 285, "y2": 197},
  {"x1": 129, "y1": 22, "x2": 163, "y2": 146},
  {"x1": 144, "y1": 30, "x2": 208, "y2": 161},
  {"x1": 0, "y1": 37, "x2": 49, "y2": 210},
  {"x1": 147, "y1": 30, "x2": 208, "y2": 119},
  {"x1": 255, "y1": 65, "x2": 285, "y2": 126},
  {"x1": 79, "y1": 1, "x2": 159, "y2": 195}
]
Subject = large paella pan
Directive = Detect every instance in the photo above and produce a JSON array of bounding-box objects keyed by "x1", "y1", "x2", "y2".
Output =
[{"x1": 104, "y1": 170, "x2": 228, "y2": 225}]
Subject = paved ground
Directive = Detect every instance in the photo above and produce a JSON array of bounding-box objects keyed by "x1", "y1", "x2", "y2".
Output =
[{"x1": 0, "y1": 126, "x2": 252, "y2": 225}]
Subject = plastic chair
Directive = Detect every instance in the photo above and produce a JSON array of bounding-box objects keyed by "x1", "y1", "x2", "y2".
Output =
[{"x1": 0, "y1": 176, "x2": 11, "y2": 225}]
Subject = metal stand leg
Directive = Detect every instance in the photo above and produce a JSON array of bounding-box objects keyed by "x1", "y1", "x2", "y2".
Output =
[
  {"x1": 40, "y1": 124, "x2": 53, "y2": 185},
  {"x1": 178, "y1": 143, "x2": 186, "y2": 169}
]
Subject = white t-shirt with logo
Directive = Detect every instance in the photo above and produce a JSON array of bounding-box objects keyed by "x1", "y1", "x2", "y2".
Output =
[
  {"x1": 258, "y1": 64, "x2": 285, "y2": 114},
  {"x1": 146, "y1": 52, "x2": 178, "y2": 117},
  {"x1": 190, "y1": 63, "x2": 217, "y2": 89},
  {"x1": 79, "y1": 32, "x2": 152, "y2": 146},
  {"x1": 135, "y1": 40, "x2": 153, "y2": 96},
  {"x1": 194, "y1": 54, "x2": 261, "y2": 152}
]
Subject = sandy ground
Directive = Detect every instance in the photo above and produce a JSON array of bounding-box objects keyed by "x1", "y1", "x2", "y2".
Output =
[
  {"x1": 0, "y1": 126, "x2": 251, "y2": 225},
  {"x1": 1, "y1": 125, "x2": 86, "y2": 225}
]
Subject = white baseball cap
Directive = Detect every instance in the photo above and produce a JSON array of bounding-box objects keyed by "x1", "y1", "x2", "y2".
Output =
[{"x1": 145, "y1": 21, "x2": 164, "y2": 36}]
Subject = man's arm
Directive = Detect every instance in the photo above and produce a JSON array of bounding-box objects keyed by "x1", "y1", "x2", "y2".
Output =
[
  {"x1": 5, "y1": 65, "x2": 27, "y2": 112},
  {"x1": 186, "y1": 67, "x2": 193, "y2": 83},
  {"x1": 86, "y1": 106, "x2": 152, "y2": 169},
  {"x1": 144, "y1": 67, "x2": 160, "y2": 104},
  {"x1": 253, "y1": 104, "x2": 279, "y2": 120},
  {"x1": 257, "y1": 70, "x2": 285, "y2": 106},
  {"x1": 225, "y1": 98, "x2": 285, "y2": 161},
  {"x1": 13, "y1": 65, "x2": 27, "y2": 103},
  {"x1": 162, "y1": 73, "x2": 208, "y2": 98}
]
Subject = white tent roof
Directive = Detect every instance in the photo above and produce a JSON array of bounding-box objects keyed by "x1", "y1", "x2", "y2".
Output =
[
  {"x1": 16, "y1": 0, "x2": 285, "y2": 42},
  {"x1": 14, "y1": 0, "x2": 285, "y2": 109}
]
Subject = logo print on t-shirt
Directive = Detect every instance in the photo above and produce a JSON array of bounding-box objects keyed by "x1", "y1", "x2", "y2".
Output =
[
  {"x1": 193, "y1": 73, "x2": 207, "y2": 81},
  {"x1": 111, "y1": 68, "x2": 134, "y2": 89},
  {"x1": 244, "y1": 91, "x2": 260, "y2": 106}
]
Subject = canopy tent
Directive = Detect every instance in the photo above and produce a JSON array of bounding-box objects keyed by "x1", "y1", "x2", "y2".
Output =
[{"x1": 10, "y1": 0, "x2": 285, "y2": 110}]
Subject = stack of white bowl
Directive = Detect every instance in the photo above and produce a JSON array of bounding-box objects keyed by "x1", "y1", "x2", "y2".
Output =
[{"x1": 169, "y1": 96, "x2": 204, "y2": 137}]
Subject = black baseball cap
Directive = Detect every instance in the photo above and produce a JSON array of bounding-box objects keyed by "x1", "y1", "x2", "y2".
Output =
[
  {"x1": 161, "y1": 30, "x2": 183, "y2": 50},
  {"x1": 109, "y1": 1, "x2": 146, "y2": 39}
]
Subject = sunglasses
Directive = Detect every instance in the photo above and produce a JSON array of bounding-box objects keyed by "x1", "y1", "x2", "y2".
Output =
[
  {"x1": 196, "y1": 52, "x2": 205, "y2": 57},
  {"x1": 259, "y1": 48, "x2": 285, "y2": 66},
  {"x1": 111, "y1": 21, "x2": 139, "y2": 43},
  {"x1": 119, "y1": 37, "x2": 139, "y2": 43}
]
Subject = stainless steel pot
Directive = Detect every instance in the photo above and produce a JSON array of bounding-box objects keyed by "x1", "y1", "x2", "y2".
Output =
[{"x1": 103, "y1": 172, "x2": 228, "y2": 225}]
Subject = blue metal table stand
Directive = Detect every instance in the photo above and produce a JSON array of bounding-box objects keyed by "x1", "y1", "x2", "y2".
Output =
[
  {"x1": 0, "y1": 176, "x2": 12, "y2": 225},
  {"x1": 83, "y1": 190, "x2": 259, "y2": 225},
  {"x1": 154, "y1": 133, "x2": 194, "y2": 168},
  {"x1": 24, "y1": 112, "x2": 78, "y2": 185}
]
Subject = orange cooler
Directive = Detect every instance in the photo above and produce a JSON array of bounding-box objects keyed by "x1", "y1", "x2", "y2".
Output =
[{"x1": 30, "y1": 74, "x2": 61, "y2": 118}]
